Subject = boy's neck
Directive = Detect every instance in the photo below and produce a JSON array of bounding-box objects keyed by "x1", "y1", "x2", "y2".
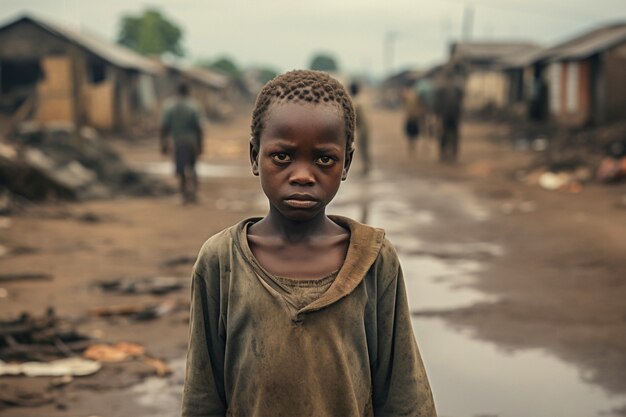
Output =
[{"x1": 254, "y1": 208, "x2": 339, "y2": 243}]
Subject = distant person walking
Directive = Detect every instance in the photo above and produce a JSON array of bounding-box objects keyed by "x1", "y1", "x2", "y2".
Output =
[
  {"x1": 402, "y1": 86, "x2": 423, "y2": 154},
  {"x1": 160, "y1": 83, "x2": 204, "y2": 204},
  {"x1": 434, "y1": 70, "x2": 464, "y2": 163},
  {"x1": 350, "y1": 81, "x2": 371, "y2": 175}
]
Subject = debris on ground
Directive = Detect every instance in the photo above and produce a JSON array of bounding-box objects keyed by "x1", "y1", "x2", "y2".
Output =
[
  {"x1": 0, "y1": 272, "x2": 53, "y2": 283},
  {"x1": 0, "y1": 357, "x2": 101, "y2": 377},
  {"x1": 515, "y1": 121, "x2": 626, "y2": 191},
  {"x1": 94, "y1": 276, "x2": 183, "y2": 296},
  {"x1": 596, "y1": 157, "x2": 626, "y2": 183},
  {"x1": 84, "y1": 342, "x2": 145, "y2": 362},
  {"x1": 0, "y1": 122, "x2": 172, "y2": 202},
  {"x1": 89, "y1": 299, "x2": 184, "y2": 321},
  {"x1": 83, "y1": 343, "x2": 171, "y2": 377},
  {"x1": 0, "y1": 382, "x2": 55, "y2": 408},
  {"x1": 500, "y1": 201, "x2": 538, "y2": 215},
  {"x1": 0, "y1": 309, "x2": 91, "y2": 362},
  {"x1": 160, "y1": 255, "x2": 197, "y2": 268}
]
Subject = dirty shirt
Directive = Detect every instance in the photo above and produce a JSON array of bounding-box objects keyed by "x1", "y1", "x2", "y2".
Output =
[{"x1": 182, "y1": 216, "x2": 436, "y2": 417}]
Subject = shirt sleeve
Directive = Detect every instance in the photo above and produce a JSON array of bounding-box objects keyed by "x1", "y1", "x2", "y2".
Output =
[
  {"x1": 181, "y1": 257, "x2": 227, "y2": 417},
  {"x1": 373, "y1": 261, "x2": 437, "y2": 417}
]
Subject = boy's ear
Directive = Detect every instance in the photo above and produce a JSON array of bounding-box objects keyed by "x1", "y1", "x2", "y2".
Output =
[
  {"x1": 342, "y1": 148, "x2": 354, "y2": 181},
  {"x1": 249, "y1": 138, "x2": 259, "y2": 176}
]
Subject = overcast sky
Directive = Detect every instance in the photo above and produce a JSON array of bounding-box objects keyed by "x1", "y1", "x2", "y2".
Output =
[{"x1": 1, "y1": 0, "x2": 625, "y2": 77}]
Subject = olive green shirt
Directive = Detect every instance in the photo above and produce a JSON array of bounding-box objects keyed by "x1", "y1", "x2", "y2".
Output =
[{"x1": 182, "y1": 216, "x2": 436, "y2": 417}]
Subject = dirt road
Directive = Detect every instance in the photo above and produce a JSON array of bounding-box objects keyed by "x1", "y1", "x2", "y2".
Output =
[{"x1": 1, "y1": 104, "x2": 625, "y2": 417}]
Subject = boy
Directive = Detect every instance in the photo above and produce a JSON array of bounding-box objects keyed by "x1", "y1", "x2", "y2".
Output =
[{"x1": 182, "y1": 70, "x2": 436, "y2": 417}]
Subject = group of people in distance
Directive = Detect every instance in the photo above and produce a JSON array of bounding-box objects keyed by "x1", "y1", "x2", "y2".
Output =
[{"x1": 402, "y1": 67, "x2": 464, "y2": 163}]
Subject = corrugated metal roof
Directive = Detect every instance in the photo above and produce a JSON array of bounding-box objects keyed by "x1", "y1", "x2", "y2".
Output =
[
  {"x1": 165, "y1": 62, "x2": 229, "y2": 89},
  {"x1": 548, "y1": 22, "x2": 626, "y2": 61},
  {"x1": 451, "y1": 42, "x2": 541, "y2": 63},
  {"x1": 0, "y1": 15, "x2": 162, "y2": 74}
]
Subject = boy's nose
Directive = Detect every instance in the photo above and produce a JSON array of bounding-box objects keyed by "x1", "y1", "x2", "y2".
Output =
[{"x1": 288, "y1": 163, "x2": 315, "y2": 186}]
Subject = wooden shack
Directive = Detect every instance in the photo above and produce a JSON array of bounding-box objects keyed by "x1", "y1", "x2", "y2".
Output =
[
  {"x1": 530, "y1": 22, "x2": 626, "y2": 127},
  {"x1": 449, "y1": 42, "x2": 542, "y2": 113},
  {"x1": 0, "y1": 14, "x2": 162, "y2": 132}
]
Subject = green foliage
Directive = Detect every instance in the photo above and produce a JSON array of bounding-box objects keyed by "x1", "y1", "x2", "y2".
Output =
[
  {"x1": 309, "y1": 54, "x2": 339, "y2": 72},
  {"x1": 254, "y1": 67, "x2": 279, "y2": 84},
  {"x1": 117, "y1": 8, "x2": 184, "y2": 57},
  {"x1": 197, "y1": 57, "x2": 241, "y2": 77}
]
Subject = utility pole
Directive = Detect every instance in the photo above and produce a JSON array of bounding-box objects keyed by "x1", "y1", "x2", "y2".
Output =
[
  {"x1": 383, "y1": 31, "x2": 398, "y2": 77},
  {"x1": 462, "y1": 4, "x2": 474, "y2": 41}
]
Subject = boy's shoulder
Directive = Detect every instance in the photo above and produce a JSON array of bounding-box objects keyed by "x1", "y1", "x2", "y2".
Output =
[
  {"x1": 198, "y1": 219, "x2": 251, "y2": 251},
  {"x1": 193, "y1": 219, "x2": 254, "y2": 271}
]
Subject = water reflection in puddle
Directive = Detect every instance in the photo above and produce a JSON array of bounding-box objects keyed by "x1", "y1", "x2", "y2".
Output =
[
  {"x1": 136, "y1": 161, "x2": 250, "y2": 178},
  {"x1": 413, "y1": 318, "x2": 626, "y2": 417},
  {"x1": 132, "y1": 358, "x2": 185, "y2": 417},
  {"x1": 336, "y1": 176, "x2": 626, "y2": 417}
]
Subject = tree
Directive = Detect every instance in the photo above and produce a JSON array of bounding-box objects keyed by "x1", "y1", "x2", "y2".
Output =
[
  {"x1": 197, "y1": 56, "x2": 242, "y2": 77},
  {"x1": 254, "y1": 67, "x2": 279, "y2": 84},
  {"x1": 309, "y1": 54, "x2": 339, "y2": 72},
  {"x1": 117, "y1": 9, "x2": 184, "y2": 57}
]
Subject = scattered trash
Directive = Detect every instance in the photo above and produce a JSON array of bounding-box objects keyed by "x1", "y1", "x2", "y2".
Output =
[
  {"x1": 538, "y1": 172, "x2": 583, "y2": 193},
  {"x1": 84, "y1": 342, "x2": 146, "y2": 362},
  {"x1": 538, "y1": 172, "x2": 568, "y2": 190},
  {"x1": 141, "y1": 357, "x2": 172, "y2": 377},
  {"x1": 0, "y1": 309, "x2": 91, "y2": 362},
  {"x1": 500, "y1": 201, "x2": 538, "y2": 215},
  {"x1": 89, "y1": 299, "x2": 183, "y2": 321},
  {"x1": 0, "y1": 246, "x2": 38, "y2": 258},
  {"x1": 596, "y1": 157, "x2": 626, "y2": 183},
  {"x1": 0, "y1": 358, "x2": 101, "y2": 377},
  {"x1": 94, "y1": 276, "x2": 183, "y2": 296},
  {"x1": 0, "y1": 382, "x2": 54, "y2": 407},
  {"x1": 160, "y1": 255, "x2": 197, "y2": 268},
  {"x1": 0, "y1": 272, "x2": 53, "y2": 283},
  {"x1": 76, "y1": 212, "x2": 101, "y2": 223},
  {"x1": 49, "y1": 374, "x2": 74, "y2": 388}
]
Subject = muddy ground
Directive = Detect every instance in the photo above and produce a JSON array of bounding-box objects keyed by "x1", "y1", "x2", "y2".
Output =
[{"x1": 1, "y1": 103, "x2": 625, "y2": 417}]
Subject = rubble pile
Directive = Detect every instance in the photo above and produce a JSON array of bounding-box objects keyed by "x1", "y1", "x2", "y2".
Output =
[
  {"x1": 0, "y1": 122, "x2": 172, "y2": 201},
  {"x1": 519, "y1": 122, "x2": 626, "y2": 191}
]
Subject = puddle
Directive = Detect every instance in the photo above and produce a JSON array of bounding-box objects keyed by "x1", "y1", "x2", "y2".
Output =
[
  {"x1": 337, "y1": 175, "x2": 626, "y2": 417},
  {"x1": 135, "y1": 161, "x2": 250, "y2": 178},
  {"x1": 413, "y1": 318, "x2": 626, "y2": 417},
  {"x1": 131, "y1": 358, "x2": 185, "y2": 417}
]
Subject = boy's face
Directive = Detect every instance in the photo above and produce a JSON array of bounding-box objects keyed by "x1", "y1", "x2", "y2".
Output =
[{"x1": 250, "y1": 101, "x2": 353, "y2": 222}]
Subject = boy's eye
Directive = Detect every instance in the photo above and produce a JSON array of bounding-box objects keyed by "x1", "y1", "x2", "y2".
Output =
[
  {"x1": 271, "y1": 153, "x2": 291, "y2": 163},
  {"x1": 316, "y1": 156, "x2": 336, "y2": 166}
]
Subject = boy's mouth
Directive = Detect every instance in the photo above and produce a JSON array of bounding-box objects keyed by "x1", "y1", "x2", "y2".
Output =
[{"x1": 284, "y1": 194, "x2": 319, "y2": 209}]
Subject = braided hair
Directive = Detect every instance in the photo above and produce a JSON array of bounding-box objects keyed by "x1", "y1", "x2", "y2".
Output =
[{"x1": 250, "y1": 70, "x2": 356, "y2": 152}]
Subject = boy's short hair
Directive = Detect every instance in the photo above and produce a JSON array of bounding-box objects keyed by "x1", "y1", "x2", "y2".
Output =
[{"x1": 250, "y1": 70, "x2": 356, "y2": 152}]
